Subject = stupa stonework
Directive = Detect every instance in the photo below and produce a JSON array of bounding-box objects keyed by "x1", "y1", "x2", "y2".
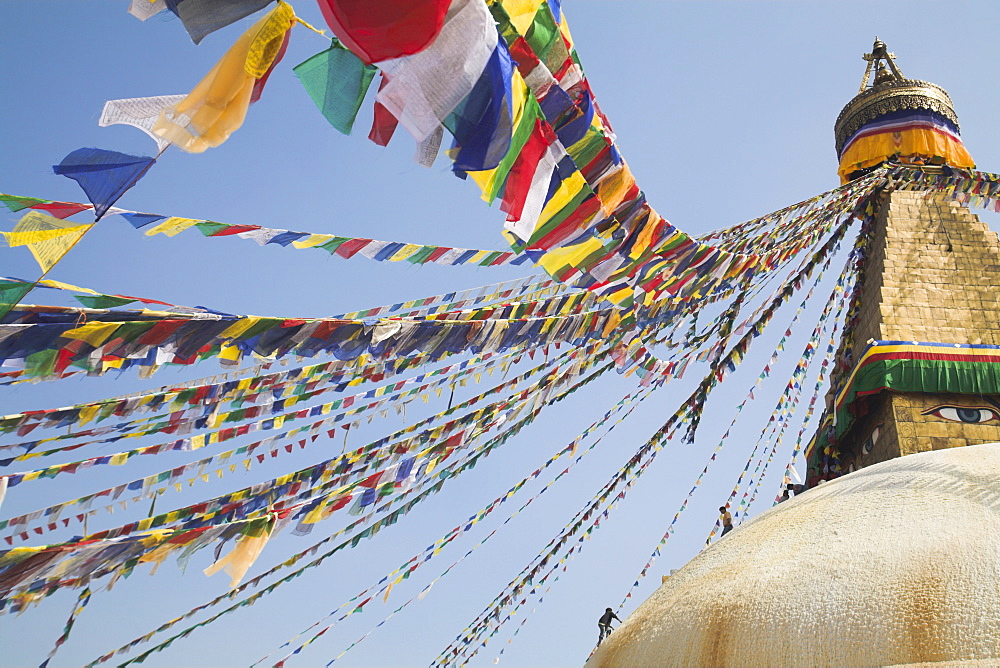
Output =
[
  {"x1": 587, "y1": 41, "x2": 1000, "y2": 667},
  {"x1": 812, "y1": 190, "x2": 1000, "y2": 477}
]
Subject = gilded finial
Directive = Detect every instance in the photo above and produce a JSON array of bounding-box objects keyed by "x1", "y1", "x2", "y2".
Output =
[{"x1": 858, "y1": 37, "x2": 905, "y2": 94}]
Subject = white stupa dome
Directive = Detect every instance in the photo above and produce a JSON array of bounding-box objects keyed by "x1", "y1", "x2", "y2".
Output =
[{"x1": 587, "y1": 443, "x2": 1000, "y2": 667}]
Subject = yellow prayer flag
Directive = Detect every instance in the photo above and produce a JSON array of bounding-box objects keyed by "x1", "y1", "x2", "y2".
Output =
[
  {"x1": 596, "y1": 164, "x2": 636, "y2": 216},
  {"x1": 465, "y1": 250, "x2": 491, "y2": 265},
  {"x1": 3, "y1": 224, "x2": 91, "y2": 248},
  {"x1": 502, "y1": 0, "x2": 544, "y2": 34},
  {"x1": 301, "y1": 503, "x2": 327, "y2": 525},
  {"x1": 219, "y1": 343, "x2": 242, "y2": 363},
  {"x1": 102, "y1": 357, "x2": 125, "y2": 370},
  {"x1": 4, "y1": 211, "x2": 92, "y2": 273},
  {"x1": 109, "y1": 452, "x2": 130, "y2": 466},
  {"x1": 537, "y1": 172, "x2": 587, "y2": 224},
  {"x1": 37, "y1": 278, "x2": 98, "y2": 294},
  {"x1": 292, "y1": 233, "x2": 335, "y2": 249},
  {"x1": 143, "y1": 217, "x2": 200, "y2": 237},
  {"x1": 388, "y1": 244, "x2": 422, "y2": 262},
  {"x1": 61, "y1": 321, "x2": 121, "y2": 347},
  {"x1": 538, "y1": 236, "x2": 603, "y2": 276},
  {"x1": 245, "y1": 1, "x2": 296, "y2": 77},
  {"x1": 220, "y1": 317, "x2": 261, "y2": 339},
  {"x1": 77, "y1": 404, "x2": 102, "y2": 426},
  {"x1": 204, "y1": 524, "x2": 274, "y2": 588}
]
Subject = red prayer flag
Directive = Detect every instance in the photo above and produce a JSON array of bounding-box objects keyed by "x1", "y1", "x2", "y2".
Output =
[
  {"x1": 500, "y1": 119, "x2": 555, "y2": 221},
  {"x1": 369, "y1": 74, "x2": 399, "y2": 146},
  {"x1": 315, "y1": 0, "x2": 450, "y2": 64}
]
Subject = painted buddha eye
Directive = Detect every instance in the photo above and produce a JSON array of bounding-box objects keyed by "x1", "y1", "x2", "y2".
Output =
[
  {"x1": 861, "y1": 424, "x2": 882, "y2": 455},
  {"x1": 924, "y1": 406, "x2": 1000, "y2": 424}
]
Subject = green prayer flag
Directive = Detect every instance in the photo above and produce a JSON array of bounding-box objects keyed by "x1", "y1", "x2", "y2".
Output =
[
  {"x1": 0, "y1": 194, "x2": 48, "y2": 212},
  {"x1": 295, "y1": 39, "x2": 377, "y2": 135},
  {"x1": 0, "y1": 281, "x2": 33, "y2": 316},
  {"x1": 195, "y1": 222, "x2": 230, "y2": 237},
  {"x1": 25, "y1": 348, "x2": 57, "y2": 377},
  {"x1": 74, "y1": 294, "x2": 137, "y2": 309}
]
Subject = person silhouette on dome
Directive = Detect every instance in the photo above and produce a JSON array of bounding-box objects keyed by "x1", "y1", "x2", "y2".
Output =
[{"x1": 597, "y1": 607, "x2": 622, "y2": 646}]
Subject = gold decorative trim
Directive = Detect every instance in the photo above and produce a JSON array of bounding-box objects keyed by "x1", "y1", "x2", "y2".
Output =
[{"x1": 834, "y1": 79, "x2": 959, "y2": 154}]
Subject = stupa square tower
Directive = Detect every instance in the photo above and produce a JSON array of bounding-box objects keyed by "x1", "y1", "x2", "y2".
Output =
[{"x1": 820, "y1": 190, "x2": 1000, "y2": 474}]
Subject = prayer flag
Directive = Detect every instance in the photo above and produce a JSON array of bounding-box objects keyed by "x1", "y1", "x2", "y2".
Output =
[
  {"x1": 166, "y1": 0, "x2": 273, "y2": 45},
  {"x1": 3, "y1": 211, "x2": 93, "y2": 273},
  {"x1": 53, "y1": 148, "x2": 156, "y2": 220},
  {"x1": 295, "y1": 39, "x2": 377, "y2": 135}
]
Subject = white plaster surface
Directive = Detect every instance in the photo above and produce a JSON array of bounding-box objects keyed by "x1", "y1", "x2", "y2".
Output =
[{"x1": 587, "y1": 443, "x2": 1000, "y2": 667}]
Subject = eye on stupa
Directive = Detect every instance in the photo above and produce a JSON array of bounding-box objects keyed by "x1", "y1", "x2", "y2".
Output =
[{"x1": 834, "y1": 38, "x2": 975, "y2": 183}]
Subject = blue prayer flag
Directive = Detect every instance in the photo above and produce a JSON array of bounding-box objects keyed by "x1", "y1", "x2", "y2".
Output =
[{"x1": 53, "y1": 148, "x2": 156, "y2": 220}]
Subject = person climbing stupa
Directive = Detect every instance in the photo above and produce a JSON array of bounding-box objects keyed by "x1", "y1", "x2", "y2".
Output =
[
  {"x1": 597, "y1": 607, "x2": 621, "y2": 646},
  {"x1": 719, "y1": 505, "x2": 734, "y2": 536}
]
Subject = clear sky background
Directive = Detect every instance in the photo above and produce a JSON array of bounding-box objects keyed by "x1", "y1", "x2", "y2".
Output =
[{"x1": 2, "y1": 2, "x2": 999, "y2": 667}]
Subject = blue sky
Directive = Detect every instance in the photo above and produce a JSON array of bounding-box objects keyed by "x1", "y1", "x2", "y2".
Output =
[{"x1": 2, "y1": 2, "x2": 999, "y2": 666}]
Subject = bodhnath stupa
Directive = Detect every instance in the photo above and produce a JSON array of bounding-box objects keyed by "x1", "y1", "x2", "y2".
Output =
[{"x1": 588, "y1": 40, "x2": 1000, "y2": 667}]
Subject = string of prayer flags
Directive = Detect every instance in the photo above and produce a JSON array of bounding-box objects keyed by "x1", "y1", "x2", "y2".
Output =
[
  {"x1": 706, "y1": 265, "x2": 839, "y2": 544},
  {"x1": 889, "y1": 164, "x2": 1000, "y2": 213},
  {"x1": 437, "y1": 411, "x2": 682, "y2": 665},
  {"x1": 0, "y1": 191, "x2": 530, "y2": 267},
  {"x1": 302, "y1": 0, "x2": 885, "y2": 307},
  {"x1": 618, "y1": 224, "x2": 860, "y2": 608},
  {"x1": 0, "y1": 323, "x2": 534, "y2": 440},
  {"x1": 0, "y1": 275, "x2": 195, "y2": 312},
  {"x1": 0, "y1": 514, "x2": 276, "y2": 611},
  {"x1": 83, "y1": 358, "x2": 614, "y2": 664},
  {"x1": 0, "y1": 292, "x2": 644, "y2": 379},
  {"x1": 332, "y1": 275, "x2": 553, "y2": 320},
  {"x1": 0, "y1": 355, "x2": 611, "y2": 613},
  {"x1": 53, "y1": 148, "x2": 156, "y2": 220},
  {"x1": 0, "y1": 339, "x2": 536, "y2": 499},
  {"x1": 136, "y1": 216, "x2": 530, "y2": 266},
  {"x1": 269, "y1": 368, "x2": 671, "y2": 667},
  {"x1": 295, "y1": 39, "x2": 378, "y2": 135},
  {"x1": 1, "y1": 344, "x2": 601, "y2": 545},
  {"x1": 38, "y1": 584, "x2": 93, "y2": 668}
]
